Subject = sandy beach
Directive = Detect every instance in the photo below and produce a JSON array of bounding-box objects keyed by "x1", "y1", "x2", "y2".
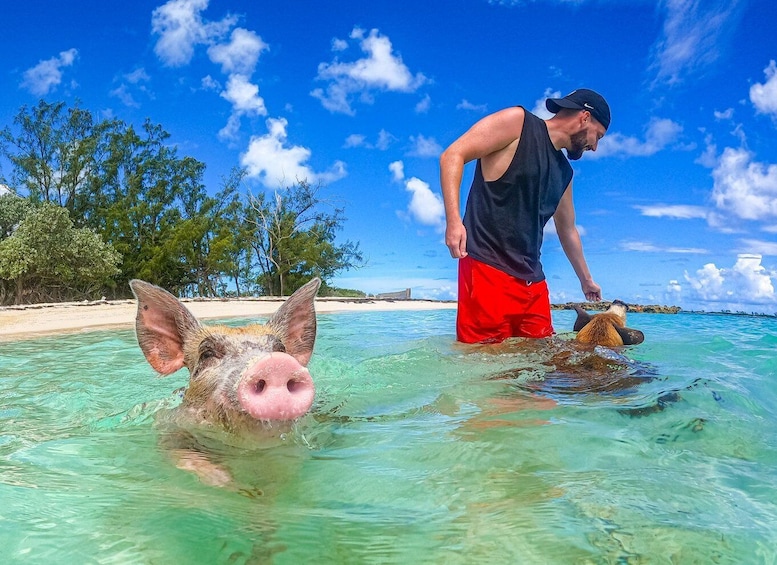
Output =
[{"x1": 0, "y1": 296, "x2": 457, "y2": 341}]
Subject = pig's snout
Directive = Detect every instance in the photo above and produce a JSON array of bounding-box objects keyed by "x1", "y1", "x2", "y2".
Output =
[{"x1": 236, "y1": 353, "x2": 315, "y2": 421}]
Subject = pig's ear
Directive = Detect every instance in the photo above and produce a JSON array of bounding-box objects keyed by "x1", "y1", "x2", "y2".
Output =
[
  {"x1": 616, "y1": 326, "x2": 644, "y2": 346},
  {"x1": 267, "y1": 278, "x2": 321, "y2": 366},
  {"x1": 130, "y1": 280, "x2": 202, "y2": 375},
  {"x1": 573, "y1": 306, "x2": 592, "y2": 332}
]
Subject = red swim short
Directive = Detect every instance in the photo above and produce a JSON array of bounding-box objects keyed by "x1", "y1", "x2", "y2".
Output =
[{"x1": 457, "y1": 256, "x2": 554, "y2": 343}]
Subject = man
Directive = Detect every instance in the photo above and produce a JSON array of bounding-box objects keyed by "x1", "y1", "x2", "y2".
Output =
[{"x1": 440, "y1": 88, "x2": 610, "y2": 344}]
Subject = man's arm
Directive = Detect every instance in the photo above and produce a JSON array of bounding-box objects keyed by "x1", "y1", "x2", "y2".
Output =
[
  {"x1": 553, "y1": 185, "x2": 602, "y2": 302},
  {"x1": 440, "y1": 106, "x2": 526, "y2": 258}
]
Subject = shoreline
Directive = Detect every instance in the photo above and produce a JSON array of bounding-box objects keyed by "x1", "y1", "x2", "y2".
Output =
[
  {"x1": 0, "y1": 295, "x2": 710, "y2": 342},
  {"x1": 0, "y1": 297, "x2": 458, "y2": 341}
]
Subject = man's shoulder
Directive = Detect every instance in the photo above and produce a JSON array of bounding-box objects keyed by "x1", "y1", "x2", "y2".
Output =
[
  {"x1": 518, "y1": 107, "x2": 542, "y2": 123},
  {"x1": 493, "y1": 105, "x2": 527, "y2": 121},
  {"x1": 505, "y1": 105, "x2": 531, "y2": 119}
]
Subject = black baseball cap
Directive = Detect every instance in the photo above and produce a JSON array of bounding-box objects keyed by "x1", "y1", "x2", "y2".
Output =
[{"x1": 546, "y1": 88, "x2": 611, "y2": 130}]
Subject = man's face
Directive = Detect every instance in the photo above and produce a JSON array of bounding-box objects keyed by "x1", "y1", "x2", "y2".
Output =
[{"x1": 567, "y1": 114, "x2": 606, "y2": 161}]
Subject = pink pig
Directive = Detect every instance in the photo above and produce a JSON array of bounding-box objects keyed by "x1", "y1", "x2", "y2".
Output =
[{"x1": 130, "y1": 278, "x2": 320, "y2": 430}]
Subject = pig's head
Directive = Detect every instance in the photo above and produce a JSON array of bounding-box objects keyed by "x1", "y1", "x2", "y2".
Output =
[
  {"x1": 573, "y1": 300, "x2": 645, "y2": 347},
  {"x1": 130, "y1": 278, "x2": 321, "y2": 429}
]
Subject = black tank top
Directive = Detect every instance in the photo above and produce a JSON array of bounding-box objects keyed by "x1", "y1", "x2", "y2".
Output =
[{"x1": 462, "y1": 108, "x2": 573, "y2": 282}]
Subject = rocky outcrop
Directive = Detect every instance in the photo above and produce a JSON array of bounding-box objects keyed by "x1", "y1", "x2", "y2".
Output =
[{"x1": 552, "y1": 301, "x2": 681, "y2": 314}]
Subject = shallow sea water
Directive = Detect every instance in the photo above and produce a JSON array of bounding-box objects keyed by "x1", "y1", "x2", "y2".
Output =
[{"x1": 1, "y1": 309, "x2": 777, "y2": 564}]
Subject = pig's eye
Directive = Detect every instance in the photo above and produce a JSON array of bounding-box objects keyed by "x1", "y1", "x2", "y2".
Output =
[
  {"x1": 271, "y1": 338, "x2": 286, "y2": 353},
  {"x1": 198, "y1": 339, "x2": 224, "y2": 362}
]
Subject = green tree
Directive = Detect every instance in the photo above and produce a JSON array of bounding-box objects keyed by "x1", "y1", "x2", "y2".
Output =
[
  {"x1": 81, "y1": 120, "x2": 204, "y2": 293},
  {"x1": 0, "y1": 201, "x2": 121, "y2": 304},
  {"x1": 172, "y1": 165, "x2": 246, "y2": 297},
  {"x1": 0, "y1": 192, "x2": 32, "y2": 238},
  {"x1": 244, "y1": 180, "x2": 364, "y2": 296},
  {"x1": 0, "y1": 100, "x2": 103, "y2": 213},
  {"x1": 1, "y1": 103, "x2": 220, "y2": 295},
  {"x1": 199, "y1": 167, "x2": 255, "y2": 297},
  {"x1": 1, "y1": 101, "x2": 367, "y2": 300}
]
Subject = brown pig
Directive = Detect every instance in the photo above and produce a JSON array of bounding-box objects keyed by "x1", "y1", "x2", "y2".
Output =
[
  {"x1": 130, "y1": 278, "x2": 321, "y2": 431},
  {"x1": 573, "y1": 300, "x2": 644, "y2": 347}
]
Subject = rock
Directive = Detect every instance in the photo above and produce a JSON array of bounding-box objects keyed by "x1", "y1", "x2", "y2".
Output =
[{"x1": 551, "y1": 301, "x2": 681, "y2": 314}]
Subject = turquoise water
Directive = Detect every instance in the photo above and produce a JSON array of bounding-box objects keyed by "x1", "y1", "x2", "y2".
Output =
[{"x1": 2, "y1": 309, "x2": 777, "y2": 563}]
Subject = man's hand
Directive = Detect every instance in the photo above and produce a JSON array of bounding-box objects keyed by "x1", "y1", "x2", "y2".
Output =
[
  {"x1": 445, "y1": 221, "x2": 468, "y2": 258},
  {"x1": 581, "y1": 279, "x2": 601, "y2": 302}
]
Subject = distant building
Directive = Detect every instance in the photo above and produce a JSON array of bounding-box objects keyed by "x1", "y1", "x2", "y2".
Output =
[{"x1": 376, "y1": 288, "x2": 411, "y2": 300}]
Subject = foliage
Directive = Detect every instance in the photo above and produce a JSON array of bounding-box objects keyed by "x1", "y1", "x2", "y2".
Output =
[
  {"x1": 319, "y1": 286, "x2": 367, "y2": 298},
  {"x1": 0, "y1": 192, "x2": 32, "y2": 238},
  {"x1": 0, "y1": 100, "x2": 365, "y2": 303},
  {"x1": 0, "y1": 199, "x2": 121, "y2": 304},
  {"x1": 244, "y1": 180, "x2": 364, "y2": 296},
  {"x1": 0, "y1": 100, "x2": 105, "y2": 211}
]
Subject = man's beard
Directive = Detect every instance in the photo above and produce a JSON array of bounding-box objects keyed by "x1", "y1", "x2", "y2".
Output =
[{"x1": 567, "y1": 129, "x2": 588, "y2": 161}]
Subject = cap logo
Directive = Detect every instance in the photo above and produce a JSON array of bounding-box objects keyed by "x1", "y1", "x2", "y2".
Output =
[{"x1": 583, "y1": 103, "x2": 594, "y2": 110}]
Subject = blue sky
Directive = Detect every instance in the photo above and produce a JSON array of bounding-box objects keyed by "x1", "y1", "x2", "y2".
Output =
[{"x1": 2, "y1": 0, "x2": 777, "y2": 313}]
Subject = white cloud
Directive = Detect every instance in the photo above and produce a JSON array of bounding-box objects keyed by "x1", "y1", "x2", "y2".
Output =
[
  {"x1": 218, "y1": 115, "x2": 242, "y2": 142},
  {"x1": 151, "y1": 0, "x2": 235, "y2": 66},
  {"x1": 695, "y1": 134, "x2": 718, "y2": 168},
  {"x1": 738, "y1": 238, "x2": 777, "y2": 257},
  {"x1": 217, "y1": 74, "x2": 267, "y2": 140},
  {"x1": 331, "y1": 38, "x2": 348, "y2": 52},
  {"x1": 151, "y1": 1, "x2": 271, "y2": 140},
  {"x1": 457, "y1": 99, "x2": 489, "y2": 113},
  {"x1": 714, "y1": 108, "x2": 734, "y2": 120},
  {"x1": 220, "y1": 74, "x2": 266, "y2": 115},
  {"x1": 126, "y1": 68, "x2": 151, "y2": 84},
  {"x1": 344, "y1": 134, "x2": 366, "y2": 148},
  {"x1": 750, "y1": 60, "x2": 777, "y2": 117},
  {"x1": 110, "y1": 68, "x2": 152, "y2": 108},
  {"x1": 391, "y1": 161, "x2": 444, "y2": 230},
  {"x1": 621, "y1": 241, "x2": 708, "y2": 254},
  {"x1": 407, "y1": 134, "x2": 442, "y2": 158},
  {"x1": 208, "y1": 27, "x2": 268, "y2": 75},
  {"x1": 684, "y1": 254, "x2": 776, "y2": 306},
  {"x1": 201, "y1": 75, "x2": 220, "y2": 90},
  {"x1": 635, "y1": 204, "x2": 708, "y2": 220},
  {"x1": 649, "y1": 0, "x2": 745, "y2": 85},
  {"x1": 402, "y1": 177, "x2": 445, "y2": 231},
  {"x1": 240, "y1": 117, "x2": 347, "y2": 188},
  {"x1": 666, "y1": 279, "x2": 682, "y2": 294},
  {"x1": 594, "y1": 118, "x2": 683, "y2": 158},
  {"x1": 342, "y1": 130, "x2": 396, "y2": 150},
  {"x1": 685, "y1": 263, "x2": 726, "y2": 298},
  {"x1": 110, "y1": 84, "x2": 140, "y2": 108},
  {"x1": 311, "y1": 27, "x2": 427, "y2": 115},
  {"x1": 710, "y1": 147, "x2": 777, "y2": 221},
  {"x1": 20, "y1": 48, "x2": 78, "y2": 96},
  {"x1": 532, "y1": 88, "x2": 560, "y2": 119},
  {"x1": 415, "y1": 94, "x2": 431, "y2": 114},
  {"x1": 389, "y1": 161, "x2": 405, "y2": 182},
  {"x1": 376, "y1": 130, "x2": 396, "y2": 150}
]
